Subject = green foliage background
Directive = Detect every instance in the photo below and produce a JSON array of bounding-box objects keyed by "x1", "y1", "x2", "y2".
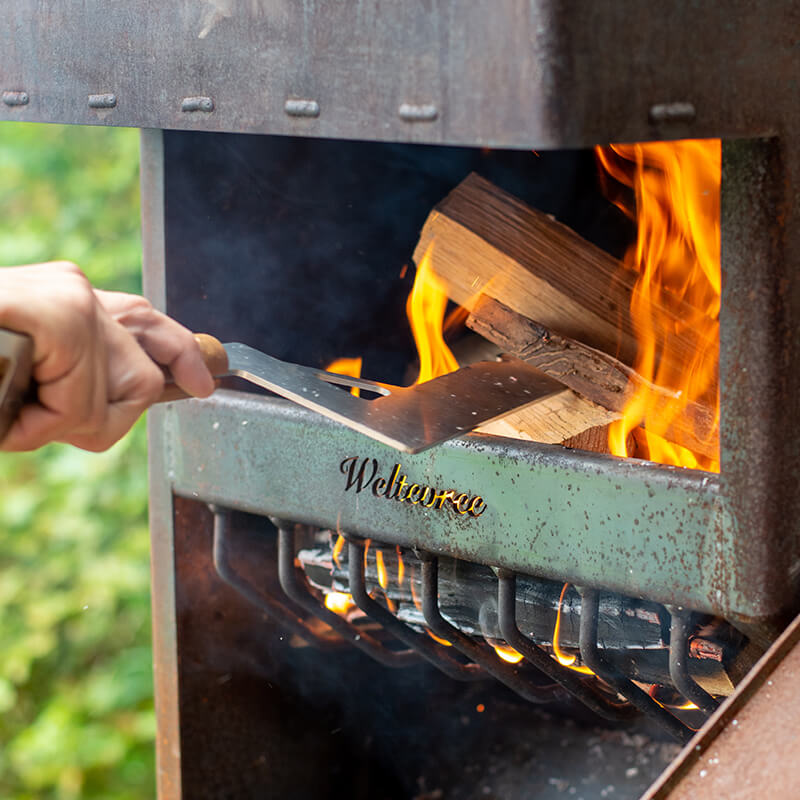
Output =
[{"x1": 0, "y1": 123, "x2": 155, "y2": 799}]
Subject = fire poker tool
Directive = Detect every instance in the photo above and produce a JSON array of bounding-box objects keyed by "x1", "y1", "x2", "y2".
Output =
[{"x1": 0, "y1": 331, "x2": 562, "y2": 454}]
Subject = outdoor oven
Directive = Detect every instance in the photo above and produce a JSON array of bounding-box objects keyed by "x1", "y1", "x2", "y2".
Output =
[{"x1": 2, "y1": 2, "x2": 799, "y2": 798}]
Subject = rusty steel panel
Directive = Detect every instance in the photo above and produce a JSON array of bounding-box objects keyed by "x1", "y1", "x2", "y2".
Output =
[
  {"x1": 141, "y1": 130, "x2": 182, "y2": 800},
  {"x1": 0, "y1": 1, "x2": 796, "y2": 148},
  {"x1": 643, "y1": 612, "x2": 800, "y2": 799},
  {"x1": 719, "y1": 138, "x2": 800, "y2": 620},
  {"x1": 158, "y1": 390, "x2": 748, "y2": 617}
]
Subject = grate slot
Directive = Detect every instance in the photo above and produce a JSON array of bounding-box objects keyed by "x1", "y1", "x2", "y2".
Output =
[
  {"x1": 274, "y1": 522, "x2": 420, "y2": 668},
  {"x1": 496, "y1": 570, "x2": 636, "y2": 722},
  {"x1": 578, "y1": 587, "x2": 695, "y2": 743},
  {"x1": 420, "y1": 555, "x2": 564, "y2": 704}
]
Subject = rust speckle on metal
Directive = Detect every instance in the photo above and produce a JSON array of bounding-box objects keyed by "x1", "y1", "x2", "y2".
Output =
[
  {"x1": 284, "y1": 99, "x2": 320, "y2": 118},
  {"x1": 181, "y1": 96, "x2": 214, "y2": 113},
  {"x1": 2, "y1": 90, "x2": 29, "y2": 107},
  {"x1": 398, "y1": 103, "x2": 438, "y2": 122},
  {"x1": 88, "y1": 92, "x2": 117, "y2": 109}
]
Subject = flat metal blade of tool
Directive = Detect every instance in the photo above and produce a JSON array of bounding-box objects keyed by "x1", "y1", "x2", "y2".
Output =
[{"x1": 223, "y1": 342, "x2": 566, "y2": 454}]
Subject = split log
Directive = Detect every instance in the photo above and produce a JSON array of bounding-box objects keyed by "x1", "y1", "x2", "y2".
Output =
[
  {"x1": 467, "y1": 297, "x2": 718, "y2": 460},
  {"x1": 449, "y1": 333, "x2": 618, "y2": 446},
  {"x1": 475, "y1": 385, "x2": 618, "y2": 446},
  {"x1": 413, "y1": 172, "x2": 712, "y2": 395},
  {"x1": 560, "y1": 423, "x2": 617, "y2": 454}
]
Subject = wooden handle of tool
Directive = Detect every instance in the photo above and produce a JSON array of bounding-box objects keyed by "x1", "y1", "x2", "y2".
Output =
[{"x1": 157, "y1": 333, "x2": 229, "y2": 404}]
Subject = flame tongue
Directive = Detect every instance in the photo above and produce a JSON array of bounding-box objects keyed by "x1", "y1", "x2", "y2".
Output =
[
  {"x1": 407, "y1": 245, "x2": 460, "y2": 384},
  {"x1": 597, "y1": 140, "x2": 721, "y2": 471}
]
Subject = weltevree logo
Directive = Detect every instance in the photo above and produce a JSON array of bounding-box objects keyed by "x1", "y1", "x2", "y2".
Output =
[{"x1": 339, "y1": 456, "x2": 486, "y2": 517}]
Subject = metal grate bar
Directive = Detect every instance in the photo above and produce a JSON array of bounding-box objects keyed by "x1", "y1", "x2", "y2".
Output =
[
  {"x1": 210, "y1": 505, "x2": 344, "y2": 650},
  {"x1": 668, "y1": 607, "x2": 721, "y2": 716},
  {"x1": 496, "y1": 570, "x2": 637, "y2": 722},
  {"x1": 346, "y1": 539, "x2": 484, "y2": 682}
]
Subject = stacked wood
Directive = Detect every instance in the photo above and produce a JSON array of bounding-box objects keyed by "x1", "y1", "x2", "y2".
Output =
[
  {"x1": 475, "y1": 384, "x2": 618, "y2": 448},
  {"x1": 467, "y1": 297, "x2": 718, "y2": 459},
  {"x1": 448, "y1": 333, "x2": 619, "y2": 448},
  {"x1": 413, "y1": 173, "x2": 718, "y2": 459}
]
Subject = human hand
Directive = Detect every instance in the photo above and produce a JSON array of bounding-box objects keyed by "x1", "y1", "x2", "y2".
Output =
[{"x1": 0, "y1": 261, "x2": 215, "y2": 452}]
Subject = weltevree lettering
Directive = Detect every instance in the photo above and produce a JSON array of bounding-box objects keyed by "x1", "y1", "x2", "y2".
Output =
[{"x1": 339, "y1": 456, "x2": 487, "y2": 517}]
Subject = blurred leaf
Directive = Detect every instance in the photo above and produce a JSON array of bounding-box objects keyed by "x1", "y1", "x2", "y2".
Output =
[{"x1": 0, "y1": 123, "x2": 155, "y2": 799}]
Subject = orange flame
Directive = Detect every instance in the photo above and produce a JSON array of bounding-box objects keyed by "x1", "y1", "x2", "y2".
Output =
[
  {"x1": 325, "y1": 591, "x2": 355, "y2": 616},
  {"x1": 426, "y1": 629, "x2": 452, "y2": 647},
  {"x1": 648, "y1": 684, "x2": 701, "y2": 711},
  {"x1": 325, "y1": 356, "x2": 363, "y2": 397},
  {"x1": 396, "y1": 546, "x2": 405, "y2": 586},
  {"x1": 376, "y1": 549, "x2": 389, "y2": 590},
  {"x1": 596, "y1": 140, "x2": 720, "y2": 471},
  {"x1": 363, "y1": 538, "x2": 371, "y2": 570},
  {"x1": 332, "y1": 534, "x2": 345, "y2": 569},
  {"x1": 553, "y1": 583, "x2": 594, "y2": 675},
  {"x1": 407, "y1": 244, "x2": 460, "y2": 384},
  {"x1": 493, "y1": 644, "x2": 524, "y2": 664}
]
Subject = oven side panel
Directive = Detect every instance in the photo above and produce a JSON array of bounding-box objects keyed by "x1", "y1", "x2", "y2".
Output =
[{"x1": 141, "y1": 130, "x2": 182, "y2": 800}]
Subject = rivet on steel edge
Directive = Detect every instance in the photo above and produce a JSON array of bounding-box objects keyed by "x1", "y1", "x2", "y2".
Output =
[
  {"x1": 2, "y1": 91, "x2": 29, "y2": 107},
  {"x1": 181, "y1": 96, "x2": 214, "y2": 113},
  {"x1": 284, "y1": 99, "x2": 320, "y2": 118},
  {"x1": 398, "y1": 103, "x2": 438, "y2": 122},
  {"x1": 649, "y1": 102, "x2": 696, "y2": 124},
  {"x1": 88, "y1": 93, "x2": 117, "y2": 109}
]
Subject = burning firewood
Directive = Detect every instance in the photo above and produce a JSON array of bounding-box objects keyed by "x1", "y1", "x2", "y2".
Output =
[
  {"x1": 413, "y1": 172, "x2": 705, "y2": 372},
  {"x1": 474, "y1": 383, "x2": 618, "y2": 449},
  {"x1": 467, "y1": 297, "x2": 718, "y2": 460},
  {"x1": 448, "y1": 330, "x2": 618, "y2": 449},
  {"x1": 297, "y1": 535, "x2": 738, "y2": 696},
  {"x1": 413, "y1": 172, "x2": 718, "y2": 461}
]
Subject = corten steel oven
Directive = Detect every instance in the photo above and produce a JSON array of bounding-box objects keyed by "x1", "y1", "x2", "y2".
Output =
[{"x1": 2, "y1": 2, "x2": 799, "y2": 798}]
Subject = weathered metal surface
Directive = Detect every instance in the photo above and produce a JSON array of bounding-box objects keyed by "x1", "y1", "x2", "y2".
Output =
[
  {"x1": 0, "y1": 2, "x2": 795, "y2": 147},
  {"x1": 161, "y1": 390, "x2": 746, "y2": 617},
  {"x1": 643, "y1": 611, "x2": 800, "y2": 799},
  {"x1": 141, "y1": 130, "x2": 182, "y2": 800},
  {"x1": 720, "y1": 139, "x2": 800, "y2": 619}
]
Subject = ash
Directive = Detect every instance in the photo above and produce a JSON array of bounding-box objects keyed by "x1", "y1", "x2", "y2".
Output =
[{"x1": 415, "y1": 701, "x2": 681, "y2": 800}]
